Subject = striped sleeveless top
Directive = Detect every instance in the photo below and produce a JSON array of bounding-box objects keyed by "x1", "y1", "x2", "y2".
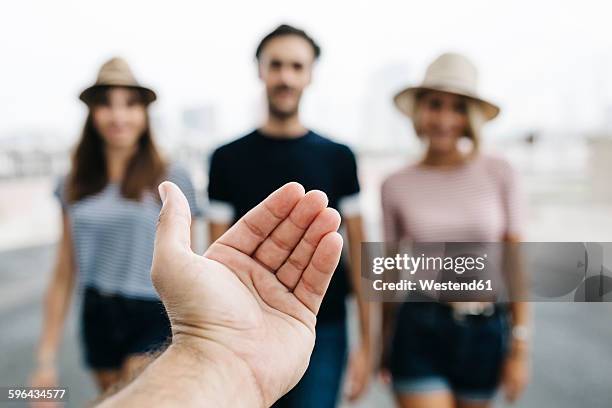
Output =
[{"x1": 54, "y1": 162, "x2": 201, "y2": 300}]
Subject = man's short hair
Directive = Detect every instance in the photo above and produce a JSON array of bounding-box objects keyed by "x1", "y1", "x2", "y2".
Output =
[{"x1": 255, "y1": 24, "x2": 321, "y2": 61}]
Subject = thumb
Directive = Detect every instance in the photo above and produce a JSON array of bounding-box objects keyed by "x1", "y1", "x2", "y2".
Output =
[{"x1": 154, "y1": 181, "x2": 192, "y2": 258}]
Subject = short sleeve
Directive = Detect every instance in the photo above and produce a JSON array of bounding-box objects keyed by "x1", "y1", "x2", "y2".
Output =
[
  {"x1": 497, "y1": 159, "x2": 525, "y2": 237},
  {"x1": 335, "y1": 145, "x2": 361, "y2": 217},
  {"x1": 207, "y1": 149, "x2": 235, "y2": 224},
  {"x1": 53, "y1": 176, "x2": 68, "y2": 210},
  {"x1": 381, "y1": 178, "x2": 403, "y2": 243},
  {"x1": 168, "y1": 164, "x2": 202, "y2": 218}
]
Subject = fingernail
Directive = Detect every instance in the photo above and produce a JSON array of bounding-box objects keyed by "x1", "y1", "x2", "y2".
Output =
[{"x1": 158, "y1": 183, "x2": 167, "y2": 204}]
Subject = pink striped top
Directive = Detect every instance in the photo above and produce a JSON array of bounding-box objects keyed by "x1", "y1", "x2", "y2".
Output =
[{"x1": 381, "y1": 154, "x2": 524, "y2": 243}]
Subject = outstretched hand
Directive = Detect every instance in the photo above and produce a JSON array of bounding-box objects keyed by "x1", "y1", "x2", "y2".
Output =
[{"x1": 151, "y1": 181, "x2": 343, "y2": 406}]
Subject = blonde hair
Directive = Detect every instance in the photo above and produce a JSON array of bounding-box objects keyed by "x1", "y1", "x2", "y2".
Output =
[{"x1": 412, "y1": 92, "x2": 485, "y2": 157}]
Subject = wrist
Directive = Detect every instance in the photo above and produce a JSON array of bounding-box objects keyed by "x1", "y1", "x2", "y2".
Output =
[
  {"x1": 508, "y1": 324, "x2": 531, "y2": 359},
  {"x1": 171, "y1": 335, "x2": 265, "y2": 407},
  {"x1": 36, "y1": 351, "x2": 57, "y2": 368},
  {"x1": 359, "y1": 335, "x2": 372, "y2": 351},
  {"x1": 101, "y1": 335, "x2": 264, "y2": 408}
]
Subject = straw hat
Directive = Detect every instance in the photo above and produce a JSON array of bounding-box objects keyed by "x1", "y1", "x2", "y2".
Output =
[
  {"x1": 79, "y1": 57, "x2": 156, "y2": 105},
  {"x1": 394, "y1": 53, "x2": 499, "y2": 121}
]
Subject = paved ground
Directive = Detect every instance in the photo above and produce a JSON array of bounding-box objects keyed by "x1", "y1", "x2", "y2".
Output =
[
  {"x1": 1, "y1": 151, "x2": 612, "y2": 406},
  {"x1": 1, "y1": 244, "x2": 611, "y2": 408}
]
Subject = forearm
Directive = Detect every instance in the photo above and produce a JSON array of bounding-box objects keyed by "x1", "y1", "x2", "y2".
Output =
[
  {"x1": 352, "y1": 280, "x2": 371, "y2": 352},
  {"x1": 503, "y1": 236, "x2": 531, "y2": 357},
  {"x1": 350, "y1": 249, "x2": 370, "y2": 345},
  {"x1": 37, "y1": 263, "x2": 74, "y2": 364},
  {"x1": 508, "y1": 301, "x2": 530, "y2": 357},
  {"x1": 355, "y1": 297, "x2": 371, "y2": 347},
  {"x1": 509, "y1": 301, "x2": 529, "y2": 326},
  {"x1": 346, "y1": 218, "x2": 370, "y2": 346},
  {"x1": 98, "y1": 338, "x2": 264, "y2": 408}
]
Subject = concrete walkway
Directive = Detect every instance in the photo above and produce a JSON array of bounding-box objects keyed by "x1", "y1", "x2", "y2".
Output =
[{"x1": 1, "y1": 244, "x2": 611, "y2": 407}]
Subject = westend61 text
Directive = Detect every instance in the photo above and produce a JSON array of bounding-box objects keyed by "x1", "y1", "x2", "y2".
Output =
[{"x1": 372, "y1": 279, "x2": 493, "y2": 292}]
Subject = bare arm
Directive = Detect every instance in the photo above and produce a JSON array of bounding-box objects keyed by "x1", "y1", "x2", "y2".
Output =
[
  {"x1": 508, "y1": 300, "x2": 530, "y2": 357},
  {"x1": 345, "y1": 216, "x2": 371, "y2": 348},
  {"x1": 32, "y1": 212, "x2": 76, "y2": 384},
  {"x1": 502, "y1": 233, "x2": 531, "y2": 403},
  {"x1": 380, "y1": 241, "x2": 401, "y2": 374},
  {"x1": 379, "y1": 184, "x2": 401, "y2": 376},
  {"x1": 504, "y1": 233, "x2": 530, "y2": 354},
  {"x1": 344, "y1": 215, "x2": 372, "y2": 401}
]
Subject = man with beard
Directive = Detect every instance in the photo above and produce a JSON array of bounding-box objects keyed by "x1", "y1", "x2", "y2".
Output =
[{"x1": 206, "y1": 24, "x2": 371, "y2": 407}]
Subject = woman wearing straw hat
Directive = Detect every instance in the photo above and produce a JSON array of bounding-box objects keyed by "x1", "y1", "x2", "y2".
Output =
[
  {"x1": 31, "y1": 57, "x2": 200, "y2": 393},
  {"x1": 380, "y1": 53, "x2": 531, "y2": 407}
]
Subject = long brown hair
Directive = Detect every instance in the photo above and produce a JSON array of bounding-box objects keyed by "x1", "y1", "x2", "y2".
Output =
[{"x1": 67, "y1": 87, "x2": 166, "y2": 203}]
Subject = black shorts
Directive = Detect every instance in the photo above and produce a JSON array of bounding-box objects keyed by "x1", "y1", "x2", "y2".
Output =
[
  {"x1": 80, "y1": 287, "x2": 172, "y2": 370},
  {"x1": 390, "y1": 302, "x2": 509, "y2": 402}
]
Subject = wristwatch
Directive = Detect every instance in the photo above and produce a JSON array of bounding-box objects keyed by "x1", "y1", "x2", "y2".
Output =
[{"x1": 511, "y1": 324, "x2": 531, "y2": 342}]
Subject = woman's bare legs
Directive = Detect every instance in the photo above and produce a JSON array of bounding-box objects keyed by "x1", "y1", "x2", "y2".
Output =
[
  {"x1": 456, "y1": 398, "x2": 494, "y2": 408},
  {"x1": 396, "y1": 390, "x2": 456, "y2": 408}
]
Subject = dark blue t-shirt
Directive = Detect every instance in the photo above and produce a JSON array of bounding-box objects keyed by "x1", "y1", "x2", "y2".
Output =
[{"x1": 207, "y1": 129, "x2": 360, "y2": 323}]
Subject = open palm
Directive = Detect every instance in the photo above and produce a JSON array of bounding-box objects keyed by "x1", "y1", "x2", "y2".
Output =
[{"x1": 151, "y1": 182, "x2": 342, "y2": 406}]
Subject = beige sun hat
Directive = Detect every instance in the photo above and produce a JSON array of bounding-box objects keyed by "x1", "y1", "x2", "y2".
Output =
[
  {"x1": 79, "y1": 57, "x2": 156, "y2": 105},
  {"x1": 394, "y1": 52, "x2": 500, "y2": 121}
]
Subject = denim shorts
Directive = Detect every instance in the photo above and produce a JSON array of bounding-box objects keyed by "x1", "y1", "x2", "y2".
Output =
[
  {"x1": 390, "y1": 302, "x2": 509, "y2": 402},
  {"x1": 80, "y1": 287, "x2": 172, "y2": 370}
]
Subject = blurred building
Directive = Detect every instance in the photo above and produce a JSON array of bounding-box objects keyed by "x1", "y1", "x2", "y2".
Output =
[
  {"x1": 0, "y1": 130, "x2": 70, "y2": 180},
  {"x1": 182, "y1": 105, "x2": 217, "y2": 143},
  {"x1": 360, "y1": 63, "x2": 419, "y2": 154},
  {"x1": 176, "y1": 104, "x2": 219, "y2": 189}
]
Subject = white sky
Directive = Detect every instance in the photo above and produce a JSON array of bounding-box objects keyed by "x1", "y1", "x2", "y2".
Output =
[{"x1": 1, "y1": 0, "x2": 612, "y2": 147}]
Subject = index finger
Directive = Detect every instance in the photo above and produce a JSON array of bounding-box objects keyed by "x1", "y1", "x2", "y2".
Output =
[{"x1": 214, "y1": 182, "x2": 305, "y2": 255}]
